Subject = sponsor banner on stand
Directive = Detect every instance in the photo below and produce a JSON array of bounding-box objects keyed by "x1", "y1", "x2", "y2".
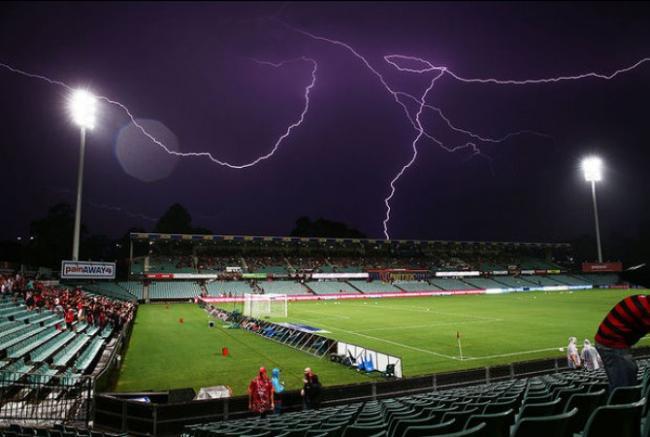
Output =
[
  {"x1": 311, "y1": 272, "x2": 369, "y2": 279},
  {"x1": 61, "y1": 260, "x2": 116, "y2": 279},
  {"x1": 582, "y1": 262, "x2": 623, "y2": 273},
  {"x1": 435, "y1": 271, "x2": 480, "y2": 277}
]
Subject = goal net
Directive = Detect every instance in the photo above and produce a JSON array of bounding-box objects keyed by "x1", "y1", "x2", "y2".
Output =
[{"x1": 243, "y1": 293, "x2": 288, "y2": 318}]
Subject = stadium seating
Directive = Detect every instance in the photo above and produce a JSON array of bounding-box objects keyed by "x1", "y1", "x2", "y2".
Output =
[
  {"x1": 30, "y1": 331, "x2": 76, "y2": 362},
  {"x1": 181, "y1": 361, "x2": 650, "y2": 437},
  {"x1": 257, "y1": 280, "x2": 310, "y2": 295},
  {"x1": 522, "y1": 276, "x2": 565, "y2": 287},
  {"x1": 306, "y1": 280, "x2": 359, "y2": 294},
  {"x1": 52, "y1": 335, "x2": 91, "y2": 367},
  {"x1": 73, "y1": 336, "x2": 104, "y2": 373},
  {"x1": 148, "y1": 281, "x2": 202, "y2": 299},
  {"x1": 76, "y1": 281, "x2": 139, "y2": 301},
  {"x1": 119, "y1": 281, "x2": 144, "y2": 299},
  {"x1": 463, "y1": 278, "x2": 508, "y2": 290},
  {"x1": 576, "y1": 274, "x2": 620, "y2": 287},
  {"x1": 393, "y1": 280, "x2": 441, "y2": 292},
  {"x1": 6, "y1": 327, "x2": 60, "y2": 359},
  {"x1": 205, "y1": 280, "x2": 254, "y2": 296},
  {"x1": 493, "y1": 276, "x2": 537, "y2": 288},
  {"x1": 552, "y1": 275, "x2": 591, "y2": 286},
  {"x1": 429, "y1": 279, "x2": 478, "y2": 291},
  {"x1": 348, "y1": 280, "x2": 402, "y2": 293},
  {"x1": 148, "y1": 256, "x2": 196, "y2": 273}
]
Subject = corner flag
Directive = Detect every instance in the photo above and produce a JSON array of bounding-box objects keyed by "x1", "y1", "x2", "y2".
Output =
[{"x1": 456, "y1": 331, "x2": 463, "y2": 360}]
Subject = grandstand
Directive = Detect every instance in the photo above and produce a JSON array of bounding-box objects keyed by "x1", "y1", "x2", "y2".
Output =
[
  {"x1": 0, "y1": 287, "x2": 133, "y2": 430},
  {"x1": 256, "y1": 280, "x2": 309, "y2": 295},
  {"x1": 148, "y1": 281, "x2": 202, "y2": 299},
  {"x1": 348, "y1": 280, "x2": 402, "y2": 293},
  {"x1": 204, "y1": 280, "x2": 254, "y2": 296},
  {"x1": 307, "y1": 280, "x2": 360, "y2": 294},
  {"x1": 493, "y1": 276, "x2": 537, "y2": 288},
  {"x1": 430, "y1": 278, "x2": 479, "y2": 291},
  {"x1": 393, "y1": 280, "x2": 441, "y2": 292}
]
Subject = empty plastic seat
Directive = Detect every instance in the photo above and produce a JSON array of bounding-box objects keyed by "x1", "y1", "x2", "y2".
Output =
[
  {"x1": 342, "y1": 423, "x2": 387, "y2": 437},
  {"x1": 436, "y1": 422, "x2": 486, "y2": 437},
  {"x1": 564, "y1": 389, "x2": 606, "y2": 434},
  {"x1": 582, "y1": 398, "x2": 645, "y2": 437},
  {"x1": 510, "y1": 407, "x2": 577, "y2": 437},
  {"x1": 403, "y1": 419, "x2": 456, "y2": 437},
  {"x1": 464, "y1": 409, "x2": 513, "y2": 437},
  {"x1": 607, "y1": 384, "x2": 643, "y2": 405}
]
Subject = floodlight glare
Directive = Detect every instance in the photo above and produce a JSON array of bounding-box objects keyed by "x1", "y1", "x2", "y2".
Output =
[
  {"x1": 581, "y1": 156, "x2": 602, "y2": 182},
  {"x1": 69, "y1": 89, "x2": 97, "y2": 130}
]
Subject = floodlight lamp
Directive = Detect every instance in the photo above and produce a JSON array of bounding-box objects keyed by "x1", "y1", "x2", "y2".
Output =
[
  {"x1": 581, "y1": 156, "x2": 602, "y2": 182},
  {"x1": 69, "y1": 89, "x2": 97, "y2": 130}
]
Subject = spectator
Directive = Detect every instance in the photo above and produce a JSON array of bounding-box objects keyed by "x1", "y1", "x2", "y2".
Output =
[
  {"x1": 271, "y1": 368, "x2": 285, "y2": 415},
  {"x1": 581, "y1": 339, "x2": 603, "y2": 371},
  {"x1": 307, "y1": 373, "x2": 322, "y2": 409},
  {"x1": 301, "y1": 368, "x2": 322, "y2": 410},
  {"x1": 595, "y1": 295, "x2": 650, "y2": 390},
  {"x1": 65, "y1": 307, "x2": 75, "y2": 331},
  {"x1": 567, "y1": 337, "x2": 581, "y2": 369},
  {"x1": 248, "y1": 367, "x2": 274, "y2": 418}
]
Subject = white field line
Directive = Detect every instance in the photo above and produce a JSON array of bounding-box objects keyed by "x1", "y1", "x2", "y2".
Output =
[
  {"x1": 295, "y1": 317, "x2": 462, "y2": 361},
  {"x1": 461, "y1": 347, "x2": 564, "y2": 361},
  {"x1": 340, "y1": 302, "x2": 498, "y2": 322},
  {"x1": 357, "y1": 318, "x2": 504, "y2": 333}
]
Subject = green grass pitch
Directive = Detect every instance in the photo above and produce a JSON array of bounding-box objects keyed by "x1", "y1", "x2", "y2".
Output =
[{"x1": 115, "y1": 288, "x2": 646, "y2": 395}]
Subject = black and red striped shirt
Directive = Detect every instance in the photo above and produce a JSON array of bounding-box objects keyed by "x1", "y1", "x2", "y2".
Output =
[{"x1": 595, "y1": 295, "x2": 650, "y2": 349}]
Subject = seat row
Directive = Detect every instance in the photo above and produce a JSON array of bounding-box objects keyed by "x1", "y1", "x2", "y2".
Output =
[{"x1": 182, "y1": 361, "x2": 650, "y2": 437}]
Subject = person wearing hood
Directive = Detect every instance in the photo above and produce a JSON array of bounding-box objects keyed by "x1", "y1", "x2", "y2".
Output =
[
  {"x1": 271, "y1": 368, "x2": 285, "y2": 414},
  {"x1": 567, "y1": 337, "x2": 581, "y2": 369},
  {"x1": 248, "y1": 367, "x2": 274, "y2": 418},
  {"x1": 581, "y1": 339, "x2": 603, "y2": 371}
]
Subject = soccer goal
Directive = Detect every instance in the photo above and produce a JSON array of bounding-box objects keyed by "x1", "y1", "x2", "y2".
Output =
[{"x1": 243, "y1": 293, "x2": 288, "y2": 318}]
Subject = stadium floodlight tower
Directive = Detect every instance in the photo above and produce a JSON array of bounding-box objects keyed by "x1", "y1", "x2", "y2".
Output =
[
  {"x1": 68, "y1": 89, "x2": 97, "y2": 261},
  {"x1": 581, "y1": 156, "x2": 604, "y2": 263}
]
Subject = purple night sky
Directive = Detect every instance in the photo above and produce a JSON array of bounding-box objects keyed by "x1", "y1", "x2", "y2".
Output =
[{"x1": 1, "y1": 2, "x2": 649, "y2": 247}]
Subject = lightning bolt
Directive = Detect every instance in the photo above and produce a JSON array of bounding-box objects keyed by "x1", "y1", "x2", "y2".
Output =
[
  {"x1": 384, "y1": 53, "x2": 650, "y2": 84},
  {"x1": 87, "y1": 202, "x2": 158, "y2": 223},
  {"x1": 281, "y1": 22, "x2": 649, "y2": 239},
  {"x1": 47, "y1": 187, "x2": 158, "y2": 223},
  {"x1": 0, "y1": 56, "x2": 317, "y2": 169}
]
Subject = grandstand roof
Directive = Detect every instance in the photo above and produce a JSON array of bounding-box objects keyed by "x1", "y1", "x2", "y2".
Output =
[{"x1": 130, "y1": 232, "x2": 570, "y2": 248}]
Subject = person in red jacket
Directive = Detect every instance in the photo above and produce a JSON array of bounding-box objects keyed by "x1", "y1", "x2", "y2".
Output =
[
  {"x1": 64, "y1": 307, "x2": 75, "y2": 331},
  {"x1": 248, "y1": 367, "x2": 274, "y2": 418}
]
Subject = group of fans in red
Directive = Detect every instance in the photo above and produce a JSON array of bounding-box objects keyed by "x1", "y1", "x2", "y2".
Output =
[{"x1": 1, "y1": 273, "x2": 135, "y2": 332}]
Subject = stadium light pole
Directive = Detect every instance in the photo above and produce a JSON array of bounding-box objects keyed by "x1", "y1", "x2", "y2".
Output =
[
  {"x1": 581, "y1": 156, "x2": 603, "y2": 263},
  {"x1": 68, "y1": 89, "x2": 97, "y2": 261}
]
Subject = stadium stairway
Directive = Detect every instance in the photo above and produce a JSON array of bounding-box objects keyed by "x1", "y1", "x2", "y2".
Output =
[
  {"x1": 181, "y1": 360, "x2": 650, "y2": 437},
  {"x1": 346, "y1": 281, "x2": 364, "y2": 294}
]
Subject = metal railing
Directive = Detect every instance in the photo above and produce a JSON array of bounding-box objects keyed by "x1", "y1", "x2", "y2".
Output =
[{"x1": 0, "y1": 369, "x2": 93, "y2": 429}]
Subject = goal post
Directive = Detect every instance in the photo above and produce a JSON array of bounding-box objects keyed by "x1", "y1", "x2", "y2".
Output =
[{"x1": 243, "y1": 293, "x2": 288, "y2": 318}]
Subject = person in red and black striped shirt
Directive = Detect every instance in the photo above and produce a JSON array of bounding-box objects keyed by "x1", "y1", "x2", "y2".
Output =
[{"x1": 595, "y1": 294, "x2": 650, "y2": 390}]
